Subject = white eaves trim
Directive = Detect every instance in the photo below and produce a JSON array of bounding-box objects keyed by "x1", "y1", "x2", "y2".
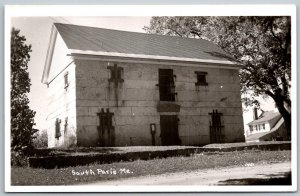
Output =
[{"x1": 69, "y1": 49, "x2": 239, "y2": 66}]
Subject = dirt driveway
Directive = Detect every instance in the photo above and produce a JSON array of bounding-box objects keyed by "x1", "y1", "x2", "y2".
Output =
[{"x1": 86, "y1": 161, "x2": 291, "y2": 186}]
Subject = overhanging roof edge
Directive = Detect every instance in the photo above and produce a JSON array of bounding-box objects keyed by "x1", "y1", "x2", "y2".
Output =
[{"x1": 69, "y1": 49, "x2": 242, "y2": 68}]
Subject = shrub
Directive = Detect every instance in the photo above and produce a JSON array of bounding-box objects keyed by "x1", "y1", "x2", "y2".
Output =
[
  {"x1": 11, "y1": 150, "x2": 28, "y2": 166},
  {"x1": 32, "y1": 131, "x2": 48, "y2": 148}
]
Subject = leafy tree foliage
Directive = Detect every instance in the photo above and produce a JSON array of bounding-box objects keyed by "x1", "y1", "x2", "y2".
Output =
[
  {"x1": 32, "y1": 130, "x2": 48, "y2": 148},
  {"x1": 144, "y1": 16, "x2": 291, "y2": 137},
  {"x1": 11, "y1": 28, "x2": 36, "y2": 153}
]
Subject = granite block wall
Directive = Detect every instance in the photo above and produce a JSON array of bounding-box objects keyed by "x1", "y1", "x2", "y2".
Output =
[{"x1": 74, "y1": 59, "x2": 245, "y2": 147}]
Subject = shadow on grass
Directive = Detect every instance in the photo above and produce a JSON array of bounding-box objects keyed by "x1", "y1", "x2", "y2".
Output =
[{"x1": 218, "y1": 171, "x2": 291, "y2": 185}]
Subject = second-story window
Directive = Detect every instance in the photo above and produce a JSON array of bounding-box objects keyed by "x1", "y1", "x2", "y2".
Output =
[
  {"x1": 64, "y1": 72, "x2": 69, "y2": 90},
  {"x1": 107, "y1": 63, "x2": 124, "y2": 85},
  {"x1": 195, "y1": 71, "x2": 208, "y2": 86},
  {"x1": 158, "y1": 69, "x2": 176, "y2": 101}
]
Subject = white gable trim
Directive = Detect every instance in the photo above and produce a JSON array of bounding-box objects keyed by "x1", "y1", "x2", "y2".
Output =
[
  {"x1": 69, "y1": 49, "x2": 240, "y2": 67},
  {"x1": 69, "y1": 53, "x2": 241, "y2": 70},
  {"x1": 41, "y1": 25, "x2": 58, "y2": 84}
]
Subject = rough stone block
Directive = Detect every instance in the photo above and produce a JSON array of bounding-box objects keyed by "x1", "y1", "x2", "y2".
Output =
[
  {"x1": 131, "y1": 106, "x2": 157, "y2": 116},
  {"x1": 77, "y1": 77, "x2": 108, "y2": 88},
  {"x1": 157, "y1": 103, "x2": 180, "y2": 113},
  {"x1": 180, "y1": 135, "x2": 202, "y2": 146},
  {"x1": 123, "y1": 101, "x2": 158, "y2": 107},
  {"x1": 180, "y1": 107, "x2": 200, "y2": 115},
  {"x1": 77, "y1": 86, "x2": 106, "y2": 100},
  {"x1": 77, "y1": 116, "x2": 98, "y2": 126},
  {"x1": 115, "y1": 124, "x2": 153, "y2": 146},
  {"x1": 124, "y1": 88, "x2": 158, "y2": 101},
  {"x1": 76, "y1": 107, "x2": 90, "y2": 116},
  {"x1": 175, "y1": 82, "x2": 192, "y2": 91},
  {"x1": 125, "y1": 79, "x2": 157, "y2": 89},
  {"x1": 223, "y1": 115, "x2": 244, "y2": 124},
  {"x1": 115, "y1": 115, "x2": 159, "y2": 126},
  {"x1": 176, "y1": 91, "x2": 200, "y2": 101},
  {"x1": 124, "y1": 65, "x2": 157, "y2": 81},
  {"x1": 77, "y1": 125, "x2": 99, "y2": 146}
]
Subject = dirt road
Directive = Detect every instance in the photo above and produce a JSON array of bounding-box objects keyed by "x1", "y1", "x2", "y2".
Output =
[{"x1": 87, "y1": 161, "x2": 291, "y2": 186}]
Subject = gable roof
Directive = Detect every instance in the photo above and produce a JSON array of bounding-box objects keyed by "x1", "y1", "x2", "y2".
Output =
[
  {"x1": 248, "y1": 111, "x2": 281, "y2": 126},
  {"x1": 42, "y1": 23, "x2": 241, "y2": 84},
  {"x1": 54, "y1": 23, "x2": 238, "y2": 64}
]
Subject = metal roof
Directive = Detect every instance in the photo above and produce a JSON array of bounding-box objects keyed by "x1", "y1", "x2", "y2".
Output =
[{"x1": 54, "y1": 23, "x2": 237, "y2": 63}]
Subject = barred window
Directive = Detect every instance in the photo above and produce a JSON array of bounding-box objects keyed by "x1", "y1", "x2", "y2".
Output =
[
  {"x1": 158, "y1": 69, "x2": 176, "y2": 101},
  {"x1": 107, "y1": 64, "x2": 124, "y2": 84}
]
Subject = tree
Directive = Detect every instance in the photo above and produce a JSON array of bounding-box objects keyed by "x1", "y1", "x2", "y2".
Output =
[
  {"x1": 11, "y1": 28, "x2": 36, "y2": 153},
  {"x1": 144, "y1": 16, "x2": 291, "y2": 137},
  {"x1": 32, "y1": 130, "x2": 48, "y2": 148}
]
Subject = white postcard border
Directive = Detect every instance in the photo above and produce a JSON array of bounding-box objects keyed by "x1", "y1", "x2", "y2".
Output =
[{"x1": 4, "y1": 4, "x2": 297, "y2": 192}]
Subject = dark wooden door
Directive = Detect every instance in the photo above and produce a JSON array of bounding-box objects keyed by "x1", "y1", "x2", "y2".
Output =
[
  {"x1": 160, "y1": 115, "x2": 180, "y2": 145},
  {"x1": 209, "y1": 110, "x2": 224, "y2": 143},
  {"x1": 97, "y1": 109, "x2": 115, "y2": 147}
]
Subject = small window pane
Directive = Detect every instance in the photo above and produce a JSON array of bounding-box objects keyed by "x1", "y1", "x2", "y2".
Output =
[{"x1": 64, "y1": 73, "x2": 69, "y2": 88}]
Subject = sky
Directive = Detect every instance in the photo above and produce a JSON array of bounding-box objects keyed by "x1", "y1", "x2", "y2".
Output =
[{"x1": 11, "y1": 16, "x2": 275, "y2": 132}]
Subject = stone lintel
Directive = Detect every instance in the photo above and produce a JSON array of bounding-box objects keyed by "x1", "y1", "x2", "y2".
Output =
[{"x1": 157, "y1": 102, "x2": 180, "y2": 113}]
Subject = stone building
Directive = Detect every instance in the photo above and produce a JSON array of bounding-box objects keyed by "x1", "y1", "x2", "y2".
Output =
[{"x1": 42, "y1": 23, "x2": 245, "y2": 148}]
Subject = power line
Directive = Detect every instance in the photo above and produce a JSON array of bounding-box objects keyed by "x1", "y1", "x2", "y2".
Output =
[
  {"x1": 48, "y1": 16, "x2": 72, "y2": 24},
  {"x1": 48, "y1": 16, "x2": 60, "y2": 23},
  {"x1": 58, "y1": 17, "x2": 72, "y2": 24}
]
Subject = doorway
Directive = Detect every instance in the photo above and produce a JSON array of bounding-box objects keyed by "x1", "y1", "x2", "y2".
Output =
[{"x1": 160, "y1": 115, "x2": 180, "y2": 145}]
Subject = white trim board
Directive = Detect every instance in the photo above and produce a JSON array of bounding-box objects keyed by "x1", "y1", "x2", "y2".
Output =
[
  {"x1": 69, "y1": 53, "x2": 241, "y2": 70},
  {"x1": 69, "y1": 49, "x2": 239, "y2": 66}
]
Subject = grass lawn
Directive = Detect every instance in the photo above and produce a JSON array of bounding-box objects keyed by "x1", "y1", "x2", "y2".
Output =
[{"x1": 11, "y1": 150, "x2": 291, "y2": 186}]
